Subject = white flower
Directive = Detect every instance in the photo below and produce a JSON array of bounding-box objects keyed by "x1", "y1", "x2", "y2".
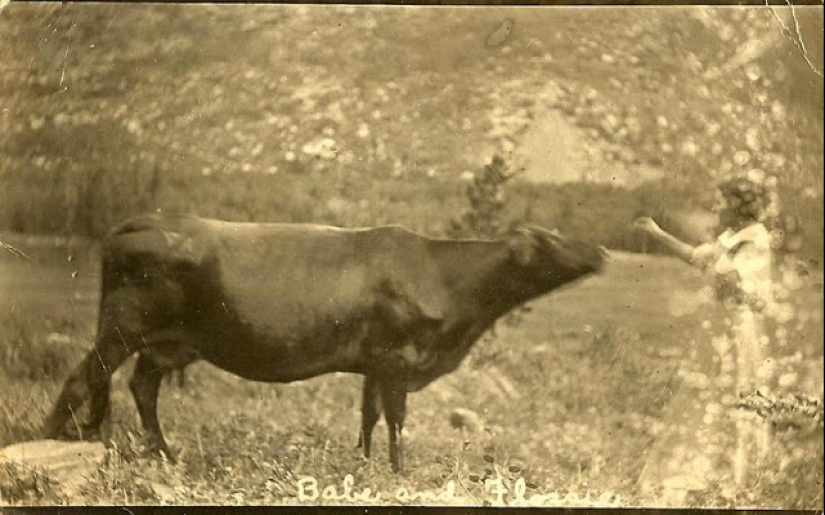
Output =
[
  {"x1": 745, "y1": 64, "x2": 762, "y2": 82},
  {"x1": 301, "y1": 137, "x2": 339, "y2": 160},
  {"x1": 680, "y1": 140, "x2": 699, "y2": 157},
  {"x1": 745, "y1": 128, "x2": 761, "y2": 151},
  {"x1": 746, "y1": 168, "x2": 765, "y2": 184},
  {"x1": 733, "y1": 150, "x2": 751, "y2": 166},
  {"x1": 770, "y1": 101, "x2": 787, "y2": 122}
]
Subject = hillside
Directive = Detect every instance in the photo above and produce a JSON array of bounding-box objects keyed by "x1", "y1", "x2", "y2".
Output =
[{"x1": 0, "y1": 5, "x2": 822, "y2": 252}]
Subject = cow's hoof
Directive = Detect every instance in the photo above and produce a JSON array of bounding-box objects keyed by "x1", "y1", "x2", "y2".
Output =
[
  {"x1": 43, "y1": 432, "x2": 78, "y2": 443},
  {"x1": 47, "y1": 424, "x2": 84, "y2": 442},
  {"x1": 145, "y1": 442, "x2": 177, "y2": 464},
  {"x1": 159, "y1": 449, "x2": 177, "y2": 464},
  {"x1": 153, "y1": 446, "x2": 177, "y2": 464},
  {"x1": 78, "y1": 426, "x2": 102, "y2": 441}
]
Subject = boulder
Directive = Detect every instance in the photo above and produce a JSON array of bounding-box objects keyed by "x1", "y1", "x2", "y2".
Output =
[{"x1": 0, "y1": 440, "x2": 106, "y2": 495}]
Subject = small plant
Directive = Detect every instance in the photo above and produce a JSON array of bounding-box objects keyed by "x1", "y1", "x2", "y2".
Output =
[
  {"x1": 737, "y1": 391, "x2": 824, "y2": 430},
  {"x1": 449, "y1": 155, "x2": 516, "y2": 240}
]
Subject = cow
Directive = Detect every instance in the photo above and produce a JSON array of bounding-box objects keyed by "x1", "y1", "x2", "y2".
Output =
[{"x1": 42, "y1": 213, "x2": 605, "y2": 472}]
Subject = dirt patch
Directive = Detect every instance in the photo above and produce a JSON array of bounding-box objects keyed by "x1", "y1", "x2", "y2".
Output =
[{"x1": 513, "y1": 109, "x2": 662, "y2": 187}]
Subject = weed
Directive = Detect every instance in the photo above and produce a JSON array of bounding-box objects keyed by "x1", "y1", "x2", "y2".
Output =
[{"x1": 0, "y1": 461, "x2": 61, "y2": 505}]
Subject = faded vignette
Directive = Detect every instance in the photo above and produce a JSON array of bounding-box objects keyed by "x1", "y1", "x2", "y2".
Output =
[{"x1": 0, "y1": 0, "x2": 823, "y2": 509}]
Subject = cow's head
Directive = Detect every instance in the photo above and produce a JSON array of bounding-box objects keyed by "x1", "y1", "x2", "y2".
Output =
[{"x1": 507, "y1": 224, "x2": 605, "y2": 289}]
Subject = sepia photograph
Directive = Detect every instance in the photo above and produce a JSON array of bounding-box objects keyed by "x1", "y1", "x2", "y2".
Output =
[{"x1": 0, "y1": 1, "x2": 822, "y2": 508}]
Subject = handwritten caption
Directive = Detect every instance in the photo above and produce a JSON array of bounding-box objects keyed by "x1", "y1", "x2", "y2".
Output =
[{"x1": 295, "y1": 473, "x2": 602, "y2": 506}]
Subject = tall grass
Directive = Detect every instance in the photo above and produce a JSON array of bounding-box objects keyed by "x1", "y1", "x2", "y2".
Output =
[
  {"x1": 0, "y1": 310, "x2": 81, "y2": 383},
  {"x1": 0, "y1": 248, "x2": 822, "y2": 506}
]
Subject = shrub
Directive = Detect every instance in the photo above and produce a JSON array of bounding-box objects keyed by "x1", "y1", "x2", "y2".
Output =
[{"x1": 449, "y1": 155, "x2": 516, "y2": 239}]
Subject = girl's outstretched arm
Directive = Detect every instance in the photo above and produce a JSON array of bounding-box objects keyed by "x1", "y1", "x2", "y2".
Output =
[{"x1": 633, "y1": 217, "x2": 706, "y2": 267}]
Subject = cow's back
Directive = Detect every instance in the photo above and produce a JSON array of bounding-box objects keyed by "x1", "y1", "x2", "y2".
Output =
[
  {"x1": 100, "y1": 214, "x2": 446, "y2": 380},
  {"x1": 201, "y1": 219, "x2": 419, "y2": 330}
]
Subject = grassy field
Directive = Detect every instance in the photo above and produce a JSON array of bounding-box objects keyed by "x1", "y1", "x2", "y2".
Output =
[
  {"x1": 1, "y1": 4, "x2": 822, "y2": 507},
  {"x1": 1, "y1": 235, "x2": 822, "y2": 507}
]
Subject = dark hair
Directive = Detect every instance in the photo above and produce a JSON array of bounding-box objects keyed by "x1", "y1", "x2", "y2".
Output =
[{"x1": 717, "y1": 175, "x2": 773, "y2": 222}]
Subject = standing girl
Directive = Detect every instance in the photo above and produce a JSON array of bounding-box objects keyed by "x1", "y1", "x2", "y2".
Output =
[{"x1": 634, "y1": 170, "x2": 777, "y2": 497}]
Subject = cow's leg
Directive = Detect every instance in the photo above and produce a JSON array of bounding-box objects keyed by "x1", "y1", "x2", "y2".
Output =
[
  {"x1": 79, "y1": 378, "x2": 111, "y2": 439},
  {"x1": 42, "y1": 332, "x2": 133, "y2": 440},
  {"x1": 129, "y1": 353, "x2": 173, "y2": 460},
  {"x1": 380, "y1": 380, "x2": 408, "y2": 473},
  {"x1": 357, "y1": 375, "x2": 382, "y2": 459},
  {"x1": 175, "y1": 366, "x2": 186, "y2": 388},
  {"x1": 129, "y1": 338, "x2": 197, "y2": 461}
]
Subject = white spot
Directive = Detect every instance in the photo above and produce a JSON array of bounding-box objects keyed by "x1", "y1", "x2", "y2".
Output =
[
  {"x1": 733, "y1": 150, "x2": 751, "y2": 166},
  {"x1": 301, "y1": 137, "x2": 339, "y2": 160}
]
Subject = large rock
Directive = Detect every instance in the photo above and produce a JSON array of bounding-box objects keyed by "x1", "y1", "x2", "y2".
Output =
[{"x1": 0, "y1": 440, "x2": 106, "y2": 495}]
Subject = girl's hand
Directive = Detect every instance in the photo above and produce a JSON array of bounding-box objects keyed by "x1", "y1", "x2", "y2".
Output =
[{"x1": 633, "y1": 216, "x2": 661, "y2": 235}]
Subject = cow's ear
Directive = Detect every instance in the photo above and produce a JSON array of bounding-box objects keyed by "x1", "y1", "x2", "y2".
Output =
[{"x1": 508, "y1": 228, "x2": 537, "y2": 266}]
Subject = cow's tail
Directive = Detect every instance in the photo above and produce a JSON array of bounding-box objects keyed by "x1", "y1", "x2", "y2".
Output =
[
  {"x1": 42, "y1": 226, "x2": 139, "y2": 439},
  {"x1": 95, "y1": 247, "x2": 113, "y2": 334}
]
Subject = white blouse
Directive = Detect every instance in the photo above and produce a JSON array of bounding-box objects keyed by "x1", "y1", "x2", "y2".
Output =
[{"x1": 691, "y1": 223, "x2": 773, "y2": 309}]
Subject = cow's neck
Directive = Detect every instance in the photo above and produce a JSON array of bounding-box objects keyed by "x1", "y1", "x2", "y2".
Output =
[
  {"x1": 432, "y1": 238, "x2": 539, "y2": 324},
  {"x1": 402, "y1": 238, "x2": 542, "y2": 387}
]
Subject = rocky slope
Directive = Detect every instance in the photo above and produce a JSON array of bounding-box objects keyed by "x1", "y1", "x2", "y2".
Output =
[{"x1": 0, "y1": 5, "x2": 822, "y2": 229}]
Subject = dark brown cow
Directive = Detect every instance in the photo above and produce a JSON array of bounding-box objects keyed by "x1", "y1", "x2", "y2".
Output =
[{"x1": 43, "y1": 214, "x2": 604, "y2": 472}]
